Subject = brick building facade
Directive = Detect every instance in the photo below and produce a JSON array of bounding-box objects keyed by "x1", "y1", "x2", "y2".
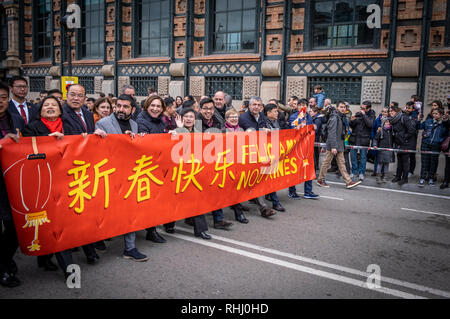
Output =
[{"x1": 0, "y1": 0, "x2": 449, "y2": 112}]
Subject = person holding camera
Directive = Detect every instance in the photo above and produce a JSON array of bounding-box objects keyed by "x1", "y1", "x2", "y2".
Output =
[{"x1": 349, "y1": 101, "x2": 376, "y2": 181}]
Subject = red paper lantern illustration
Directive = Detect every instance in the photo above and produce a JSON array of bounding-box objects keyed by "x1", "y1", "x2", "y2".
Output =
[{"x1": 3, "y1": 138, "x2": 52, "y2": 252}]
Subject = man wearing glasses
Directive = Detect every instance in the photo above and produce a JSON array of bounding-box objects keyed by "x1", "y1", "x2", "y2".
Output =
[
  {"x1": 8, "y1": 76, "x2": 38, "y2": 126},
  {"x1": 62, "y1": 84, "x2": 95, "y2": 134}
]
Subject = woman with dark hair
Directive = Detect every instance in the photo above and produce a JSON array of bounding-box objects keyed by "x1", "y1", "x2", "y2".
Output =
[
  {"x1": 21, "y1": 95, "x2": 74, "y2": 274},
  {"x1": 162, "y1": 97, "x2": 181, "y2": 132},
  {"x1": 136, "y1": 95, "x2": 170, "y2": 241},
  {"x1": 169, "y1": 108, "x2": 212, "y2": 239},
  {"x1": 92, "y1": 97, "x2": 113, "y2": 124},
  {"x1": 388, "y1": 105, "x2": 418, "y2": 185},
  {"x1": 175, "y1": 96, "x2": 183, "y2": 108},
  {"x1": 22, "y1": 95, "x2": 73, "y2": 137}
]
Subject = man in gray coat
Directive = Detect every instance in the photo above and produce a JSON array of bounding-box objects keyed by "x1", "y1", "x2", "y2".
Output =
[
  {"x1": 316, "y1": 101, "x2": 362, "y2": 189},
  {"x1": 95, "y1": 94, "x2": 148, "y2": 262}
]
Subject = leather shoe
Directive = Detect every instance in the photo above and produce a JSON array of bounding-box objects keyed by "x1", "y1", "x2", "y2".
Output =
[
  {"x1": 440, "y1": 182, "x2": 449, "y2": 189},
  {"x1": 235, "y1": 214, "x2": 249, "y2": 224},
  {"x1": 0, "y1": 271, "x2": 20, "y2": 288},
  {"x1": 391, "y1": 177, "x2": 400, "y2": 183},
  {"x1": 214, "y1": 220, "x2": 233, "y2": 230},
  {"x1": 146, "y1": 230, "x2": 166, "y2": 243},
  {"x1": 272, "y1": 203, "x2": 286, "y2": 212},
  {"x1": 260, "y1": 207, "x2": 276, "y2": 218},
  {"x1": 195, "y1": 231, "x2": 212, "y2": 240}
]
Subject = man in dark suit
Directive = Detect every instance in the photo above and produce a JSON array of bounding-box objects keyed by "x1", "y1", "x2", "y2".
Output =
[
  {"x1": 62, "y1": 84, "x2": 95, "y2": 134},
  {"x1": 8, "y1": 76, "x2": 38, "y2": 126},
  {"x1": 0, "y1": 81, "x2": 22, "y2": 288},
  {"x1": 57, "y1": 84, "x2": 100, "y2": 272}
]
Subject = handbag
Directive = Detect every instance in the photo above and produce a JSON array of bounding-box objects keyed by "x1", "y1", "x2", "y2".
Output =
[{"x1": 441, "y1": 136, "x2": 450, "y2": 152}]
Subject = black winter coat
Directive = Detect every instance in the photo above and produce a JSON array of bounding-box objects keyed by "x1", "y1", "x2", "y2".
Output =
[
  {"x1": 21, "y1": 118, "x2": 74, "y2": 137},
  {"x1": 136, "y1": 111, "x2": 166, "y2": 134},
  {"x1": 373, "y1": 127, "x2": 394, "y2": 163},
  {"x1": 349, "y1": 109, "x2": 376, "y2": 146},
  {"x1": 389, "y1": 112, "x2": 418, "y2": 150},
  {"x1": 0, "y1": 112, "x2": 23, "y2": 220},
  {"x1": 238, "y1": 110, "x2": 268, "y2": 131},
  {"x1": 62, "y1": 104, "x2": 95, "y2": 134}
]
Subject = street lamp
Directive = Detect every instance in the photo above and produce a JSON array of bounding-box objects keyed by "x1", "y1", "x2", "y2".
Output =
[{"x1": 60, "y1": 4, "x2": 81, "y2": 76}]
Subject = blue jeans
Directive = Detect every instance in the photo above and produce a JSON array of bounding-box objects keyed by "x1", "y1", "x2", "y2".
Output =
[
  {"x1": 289, "y1": 181, "x2": 313, "y2": 195},
  {"x1": 350, "y1": 148, "x2": 368, "y2": 175},
  {"x1": 212, "y1": 209, "x2": 223, "y2": 223},
  {"x1": 124, "y1": 232, "x2": 136, "y2": 251}
]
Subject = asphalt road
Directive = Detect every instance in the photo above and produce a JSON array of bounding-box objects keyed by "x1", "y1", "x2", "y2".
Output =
[{"x1": 1, "y1": 167, "x2": 449, "y2": 300}]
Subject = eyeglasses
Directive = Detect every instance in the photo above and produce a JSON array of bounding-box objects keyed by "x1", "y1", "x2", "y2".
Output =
[
  {"x1": 68, "y1": 92, "x2": 85, "y2": 99},
  {"x1": 13, "y1": 85, "x2": 28, "y2": 89},
  {"x1": 227, "y1": 116, "x2": 239, "y2": 119}
]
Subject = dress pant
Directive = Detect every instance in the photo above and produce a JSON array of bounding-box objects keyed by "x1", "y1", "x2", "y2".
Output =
[
  {"x1": 0, "y1": 219, "x2": 18, "y2": 273},
  {"x1": 313, "y1": 146, "x2": 320, "y2": 171},
  {"x1": 395, "y1": 153, "x2": 410, "y2": 181},
  {"x1": 193, "y1": 214, "x2": 208, "y2": 234},
  {"x1": 408, "y1": 153, "x2": 416, "y2": 175}
]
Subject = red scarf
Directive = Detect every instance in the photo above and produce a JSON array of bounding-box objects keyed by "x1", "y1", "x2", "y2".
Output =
[{"x1": 41, "y1": 117, "x2": 63, "y2": 134}]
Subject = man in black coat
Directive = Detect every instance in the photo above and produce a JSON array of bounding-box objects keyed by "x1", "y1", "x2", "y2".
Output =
[
  {"x1": 59, "y1": 84, "x2": 100, "y2": 269},
  {"x1": 349, "y1": 100, "x2": 376, "y2": 180},
  {"x1": 8, "y1": 76, "x2": 38, "y2": 126},
  {"x1": 62, "y1": 84, "x2": 95, "y2": 134},
  {"x1": 0, "y1": 81, "x2": 22, "y2": 287},
  {"x1": 389, "y1": 105, "x2": 418, "y2": 185}
]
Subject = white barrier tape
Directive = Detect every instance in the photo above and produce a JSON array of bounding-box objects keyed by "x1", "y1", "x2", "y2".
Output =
[{"x1": 314, "y1": 142, "x2": 450, "y2": 157}]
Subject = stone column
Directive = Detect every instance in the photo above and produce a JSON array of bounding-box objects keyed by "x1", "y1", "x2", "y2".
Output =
[{"x1": 4, "y1": 3, "x2": 21, "y2": 76}]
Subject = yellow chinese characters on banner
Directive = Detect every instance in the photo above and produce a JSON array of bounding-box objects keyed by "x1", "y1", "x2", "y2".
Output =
[{"x1": 0, "y1": 128, "x2": 315, "y2": 256}]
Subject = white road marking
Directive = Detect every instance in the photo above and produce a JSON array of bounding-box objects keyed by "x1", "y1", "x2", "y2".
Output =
[
  {"x1": 401, "y1": 208, "x2": 450, "y2": 218},
  {"x1": 298, "y1": 193, "x2": 344, "y2": 201},
  {"x1": 325, "y1": 181, "x2": 450, "y2": 200},
  {"x1": 173, "y1": 226, "x2": 450, "y2": 299},
  {"x1": 163, "y1": 231, "x2": 426, "y2": 299}
]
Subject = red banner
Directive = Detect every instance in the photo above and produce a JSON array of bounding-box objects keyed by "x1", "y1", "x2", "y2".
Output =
[{"x1": 0, "y1": 127, "x2": 315, "y2": 256}]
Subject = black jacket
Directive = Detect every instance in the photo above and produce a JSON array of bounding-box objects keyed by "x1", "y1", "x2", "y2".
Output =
[
  {"x1": 8, "y1": 100, "x2": 38, "y2": 126},
  {"x1": 390, "y1": 112, "x2": 418, "y2": 150},
  {"x1": 62, "y1": 104, "x2": 95, "y2": 134},
  {"x1": 136, "y1": 111, "x2": 166, "y2": 134},
  {"x1": 349, "y1": 108, "x2": 376, "y2": 146},
  {"x1": 0, "y1": 111, "x2": 24, "y2": 220},
  {"x1": 21, "y1": 118, "x2": 75, "y2": 137},
  {"x1": 238, "y1": 110, "x2": 268, "y2": 131},
  {"x1": 198, "y1": 113, "x2": 222, "y2": 132}
]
